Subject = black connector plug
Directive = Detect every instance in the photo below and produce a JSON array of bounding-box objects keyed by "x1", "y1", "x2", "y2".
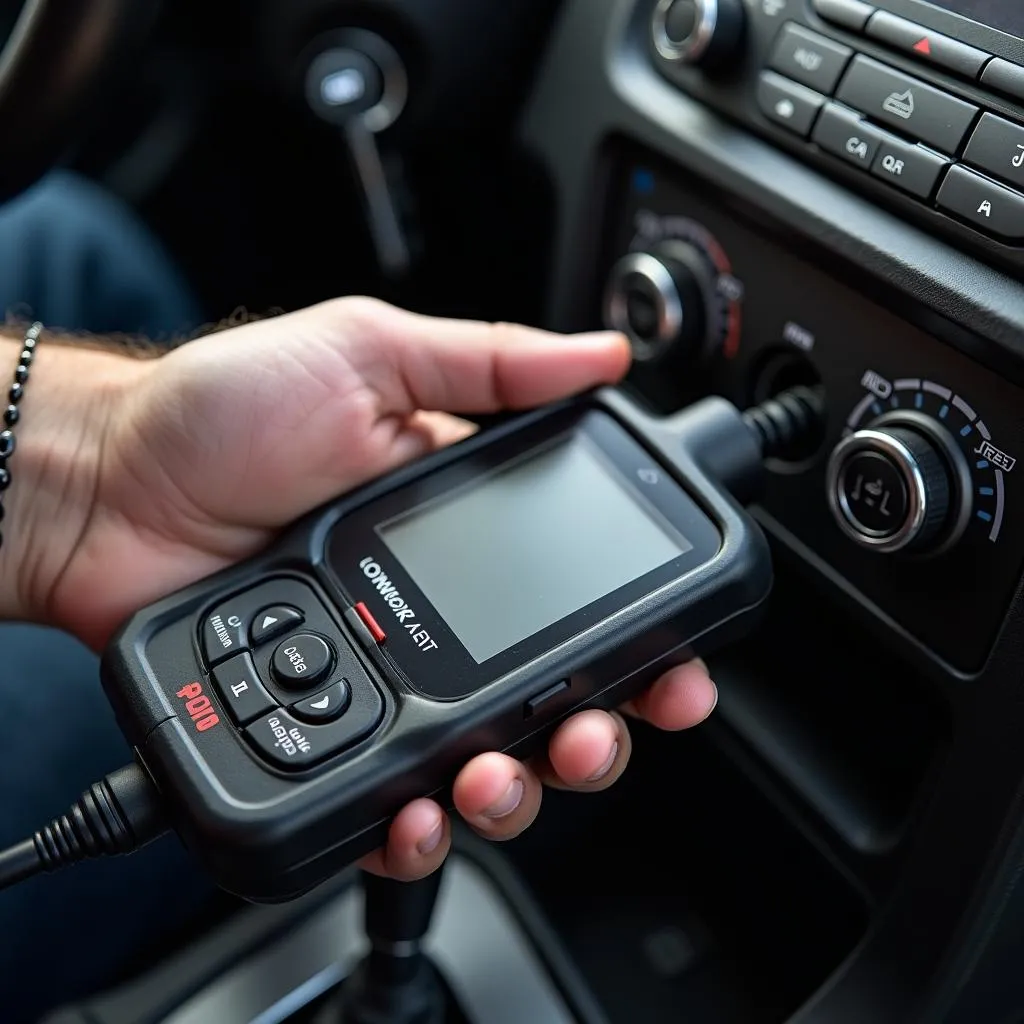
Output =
[
  {"x1": 0, "y1": 762, "x2": 167, "y2": 891},
  {"x1": 743, "y1": 385, "x2": 825, "y2": 463}
]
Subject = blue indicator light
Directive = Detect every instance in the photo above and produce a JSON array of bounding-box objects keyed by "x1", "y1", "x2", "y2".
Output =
[
  {"x1": 977, "y1": 460, "x2": 990, "y2": 470},
  {"x1": 960, "y1": 424, "x2": 973, "y2": 437},
  {"x1": 979, "y1": 487, "x2": 995, "y2": 497},
  {"x1": 914, "y1": 392, "x2": 924, "y2": 409},
  {"x1": 632, "y1": 169, "x2": 655, "y2": 194},
  {"x1": 872, "y1": 401, "x2": 882, "y2": 415},
  {"x1": 977, "y1": 510, "x2": 994, "y2": 523},
  {"x1": 939, "y1": 404, "x2": 949, "y2": 418}
]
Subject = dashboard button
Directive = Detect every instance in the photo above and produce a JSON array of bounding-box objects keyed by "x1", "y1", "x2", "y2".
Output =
[
  {"x1": 768, "y1": 24, "x2": 852, "y2": 94},
  {"x1": 812, "y1": 0, "x2": 873, "y2": 32},
  {"x1": 271, "y1": 633, "x2": 335, "y2": 690},
  {"x1": 757, "y1": 71, "x2": 825, "y2": 137},
  {"x1": 211, "y1": 653, "x2": 277, "y2": 726},
  {"x1": 936, "y1": 165, "x2": 1024, "y2": 242},
  {"x1": 864, "y1": 12, "x2": 988, "y2": 78},
  {"x1": 812, "y1": 103, "x2": 884, "y2": 169},
  {"x1": 980, "y1": 59, "x2": 1024, "y2": 105},
  {"x1": 835, "y1": 56, "x2": 978, "y2": 153},
  {"x1": 869, "y1": 135, "x2": 948, "y2": 198},
  {"x1": 963, "y1": 114, "x2": 1024, "y2": 192}
]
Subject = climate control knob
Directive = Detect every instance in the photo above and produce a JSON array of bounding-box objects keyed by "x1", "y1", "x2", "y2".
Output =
[
  {"x1": 651, "y1": 0, "x2": 745, "y2": 68},
  {"x1": 603, "y1": 241, "x2": 720, "y2": 364},
  {"x1": 826, "y1": 419, "x2": 969, "y2": 554}
]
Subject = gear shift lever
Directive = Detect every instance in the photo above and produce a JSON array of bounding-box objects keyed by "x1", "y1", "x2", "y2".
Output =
[{"x1": 334, "y1": 867, "x2": 453, "y2": 1024}]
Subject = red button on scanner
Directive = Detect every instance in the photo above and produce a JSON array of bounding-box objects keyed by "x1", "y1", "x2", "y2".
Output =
[{"x1": 354, "y1": 601, "x2": 386, "y2": 644}]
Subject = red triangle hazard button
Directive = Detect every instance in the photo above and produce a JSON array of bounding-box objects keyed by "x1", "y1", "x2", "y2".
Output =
[{"x1": 913, "y1": 37, "x2": 932, "y2": 55}]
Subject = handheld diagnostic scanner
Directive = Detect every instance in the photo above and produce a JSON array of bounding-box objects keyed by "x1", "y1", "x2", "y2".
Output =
[{"x1": 94, "y1": 386, "x2": 818, "y2": 902}]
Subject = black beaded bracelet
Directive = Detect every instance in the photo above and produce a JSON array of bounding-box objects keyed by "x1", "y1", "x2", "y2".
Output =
[{"x1": 0, "y1": 321, "x2": 42, "y2": 552}]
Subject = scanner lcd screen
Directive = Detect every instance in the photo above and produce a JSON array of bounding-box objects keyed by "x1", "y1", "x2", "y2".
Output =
[{"x1": 376, "y1": 434, "x2": 693, "y2": 663}]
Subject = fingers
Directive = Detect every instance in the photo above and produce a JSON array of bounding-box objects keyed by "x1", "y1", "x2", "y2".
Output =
[
  {"x1": 333, "y1": 297, "x2": 632, "y2": 416},
  {"x1": 357, "y1": 798, "x2": 451, "y2": 882},
  {"x1": 394, "y1": 409, "x2": 479, "y2": 457},
  {"x1": 360, "y1": 755, "x2": 544, "y2": 881},
  {"x1": 451, "y1": 752, "x2": 544, "y2": 841},
  {"x1": 532, "y1": 709, "x2": 632, "y2": 792},
  {"x1": 406, "y1": 410, "x2": 479, "y2": 448},
  {"x1": 621, "y1": 659, "x2": 719, "y2": 731},
  {"x1": 358, "y1": 659, "x2": 718, "y2": 880}
]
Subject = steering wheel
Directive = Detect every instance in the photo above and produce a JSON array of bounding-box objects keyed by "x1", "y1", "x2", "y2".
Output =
[{"x1": 0, "y1": 0, "x2": 154, "y2": 199}]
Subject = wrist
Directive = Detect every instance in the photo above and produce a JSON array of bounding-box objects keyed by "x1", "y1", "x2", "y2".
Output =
[{"x1": 0, "y1": 329, "x2": 148, "y2": 629}]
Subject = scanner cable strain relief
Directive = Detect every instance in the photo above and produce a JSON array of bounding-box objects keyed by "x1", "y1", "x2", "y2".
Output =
[{"x1": 31, "y1": 762, "x2": 167, "y2": 873}]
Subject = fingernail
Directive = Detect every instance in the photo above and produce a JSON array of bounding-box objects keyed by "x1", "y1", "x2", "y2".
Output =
[
  {"x1": 417, "y1": 818, "x2": 444, "y2": 855},
  {"x1": 586, "y1": 742, "x2": 619, "y2": 782},
  {"x1": 701, "y1": 681, "x2": 720, "y2": 723},
  {"x1": 483, "y1": 778, "x2": 524, "y2": 819}
]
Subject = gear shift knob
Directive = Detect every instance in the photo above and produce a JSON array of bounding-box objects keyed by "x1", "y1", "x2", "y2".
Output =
[
  {"x1": 364, "y1": 870, "x2": 445, "y2": 952},
  {"x1": 330, "y1": 867, "x2": 451, "y2": 1023}
]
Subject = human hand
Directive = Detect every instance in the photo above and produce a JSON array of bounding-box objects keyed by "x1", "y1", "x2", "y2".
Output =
[{"x1": 13, "y1": 298, "x2": 718, "y2": 878}]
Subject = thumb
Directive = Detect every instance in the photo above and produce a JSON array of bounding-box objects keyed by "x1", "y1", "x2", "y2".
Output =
[{"x1": 333, "y1": 299, "x2": 633, "y2": 415}]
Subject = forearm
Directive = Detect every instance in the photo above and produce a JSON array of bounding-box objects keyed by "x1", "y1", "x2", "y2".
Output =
[{"x1": 0, "y1": 329, "x2": 145, "y2": 627}]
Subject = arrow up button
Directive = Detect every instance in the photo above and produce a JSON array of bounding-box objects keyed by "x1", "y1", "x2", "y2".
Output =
[
  {"x1": 865, "y1": 11, "x2": 989, "y2": 79},
  {"x1": 251, "y1": 605, "x2": 305, "y2": 646}
]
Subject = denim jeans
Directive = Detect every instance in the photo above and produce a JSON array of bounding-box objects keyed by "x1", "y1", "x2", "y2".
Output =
[{"x1": 0, "y1": 172, "x2": 215, "y2": 1022}]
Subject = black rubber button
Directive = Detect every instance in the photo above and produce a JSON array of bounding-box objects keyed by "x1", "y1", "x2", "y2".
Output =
[
  {"x1": 963, "y1": 113, "x2": 1024, "y2": 192},
  {"x1": 768, "y1": 23, "x2": 852, "y2": 94},
  {"x1": 936, "y1": 165, "x2": 1024, "y2": 242},
  {"x1": 865, "y1": 12, "x2": 988, "y2": 78},
  {"x1": 211, "y1": 654, "x2": 277, "y2": 726},
  {"x1": 981, "y1": 59, "x2": 1024, "y2": 104},
  {"x1": 812, "y1": 0, "x2": 873, "y2": 32},
  {"x1": 251, "y1": 605, "x2": 304, "y2": 645},
  {"x1": 835, "y1": 56, "x2": 977, "y2": 153},
  {"x1": 272, "y1": 633, "x2": 335, "y2": 690},
  {"x1": 757, "y1": 71, "x2": 826, "y2": 137},
  {"x1": 292, "y1": 681, "x2": 351, "y2": 723}
]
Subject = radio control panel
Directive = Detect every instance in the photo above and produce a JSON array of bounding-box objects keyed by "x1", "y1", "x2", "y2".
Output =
[{"x1": 646, "y1": 0, "x2": 1024, "y2": 274}]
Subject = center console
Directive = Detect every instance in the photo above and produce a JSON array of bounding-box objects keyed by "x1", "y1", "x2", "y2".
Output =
[{"x1": 516, "y1": 0, "x2": 1024, "y2": 1021}]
